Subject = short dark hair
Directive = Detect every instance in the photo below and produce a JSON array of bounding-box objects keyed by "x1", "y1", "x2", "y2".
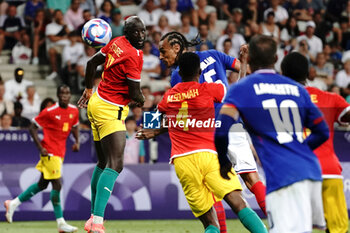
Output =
[
  {"x1": 178, "y1": 52, "x2": 200, "y2": 82},
  {"x1": 40, "y1": 97, "x2": 55, "y2": 112},
  {"x1": 125, "y1": 116, "x2": 136, "y2": 124},
  {"x1": 249, "y1": 35, "x2": 277, "y2": 70},
  {"x1": 281, "y1": 52, "x2": 309, "y2": 83},
  {"x1": 56, "y1": 84, "x2": 70, "y2": 96}
]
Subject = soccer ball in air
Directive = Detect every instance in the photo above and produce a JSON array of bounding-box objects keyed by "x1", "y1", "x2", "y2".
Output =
[{"x1": 81, "y1": 18, "x2": 112, "y2": 48}]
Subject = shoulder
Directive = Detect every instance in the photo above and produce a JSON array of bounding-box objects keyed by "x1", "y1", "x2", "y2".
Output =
[
  {"x1": 47, "y1": 103, "x2": 59, "y2": 112},
  {"x1": 68, "y1": 104, "x2": 78, "y2": 110}
]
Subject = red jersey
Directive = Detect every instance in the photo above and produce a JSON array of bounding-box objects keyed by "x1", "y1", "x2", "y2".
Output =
[
  {"x1": 33, "y1": 103, "x2": 79, "y2": 158},
  {"x1": 306, "y1": 86, "x2": 350, "y2": 177},
  {"x1": 98, "y1": 36, "x2": 143, "y2": 106},
  {"x1": 158, "y1": 82, "x2": 225, "y2": 163}
]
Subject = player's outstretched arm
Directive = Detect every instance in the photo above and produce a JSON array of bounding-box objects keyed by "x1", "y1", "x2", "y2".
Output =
[
  {"x1": 71, "y1": 126, "x2": 80, "y2": 152},
  {"x1": 77, "y1": 51, "x2": 105, "y2": 108},
  {"x1": 215, "y1": 104, "x2": 240, "y2": 179},
  {"x1": 136, "y1": 117, "x2": 169, "y2": 140},
  {"x1": 29, "y1": 123, "x2": 48, "y2": 156},
  {"x1": 127, "y1": 79, "x2": 145, "y2": 107},
  {"x1": 238, "y1": 44, "x2": 249, "y2": 80}
]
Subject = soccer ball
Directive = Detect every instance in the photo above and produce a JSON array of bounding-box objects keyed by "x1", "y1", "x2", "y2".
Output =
[{"x1": 81, "y1": 18, "x2": 112, "y2": 48}]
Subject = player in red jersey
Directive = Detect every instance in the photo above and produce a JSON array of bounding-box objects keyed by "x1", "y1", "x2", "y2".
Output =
[
  {"x1": 139, "y1": 52, "x2": 267, "y2": 233},
  {"x1": 77, "y1": 16, "x2": 146, "y2": 233},
  {"x1": 281, "y1": 52, "x2": 350, "y2": 233},
  {"x1": 4, "y1": 85, "x2": 80, "y2": 233}
]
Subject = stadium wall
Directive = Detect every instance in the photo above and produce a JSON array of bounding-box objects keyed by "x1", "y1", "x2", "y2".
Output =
[{"x1": 0, "y1": 130, "x2": 349, "y2": 221}]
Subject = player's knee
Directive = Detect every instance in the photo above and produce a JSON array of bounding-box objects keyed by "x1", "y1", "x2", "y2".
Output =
[
  {"x1": 109, "y1": 164, "x2": 123, "y2": 173},
  {"x1": 37, "y1": 181, "x2": 49, "y2": 190},
  {"x1": 97, "y1": 160, "x2": 107, "y2": 169},
  {"x1": 224, "y1": 190, "x2": 247, "y2": 214}
]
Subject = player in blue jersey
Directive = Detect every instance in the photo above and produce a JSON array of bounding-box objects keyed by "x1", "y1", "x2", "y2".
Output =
[{"x1": 215, "y1": 35, "x2": 329, "y2": 233}]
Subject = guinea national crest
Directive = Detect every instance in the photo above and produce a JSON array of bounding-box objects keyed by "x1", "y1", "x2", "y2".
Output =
[{"x1": 81, "y1": 18, "x2": 112, "y2": 48}]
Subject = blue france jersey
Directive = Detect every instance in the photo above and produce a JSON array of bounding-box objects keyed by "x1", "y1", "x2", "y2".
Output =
[
  {"x1": 224, "y1": 70, "x2": 323, "y2": 194},
  {"x1": 170, "y1": 50, "x2": 237, "y2": 87}
]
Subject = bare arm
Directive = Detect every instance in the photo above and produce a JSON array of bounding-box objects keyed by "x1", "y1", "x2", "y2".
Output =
[
  {"x1": 340, "y1": 110, "x2": 350, "y2": 123},
  {"x1": 71, "y1": 126, "x2": 80, "y2": 152},
  {"x1": 77, "y1": 51, "x2": 105, "y2": 108},
  {"x1": 238, "y1": 44, "x2": 249, "y2": 80},
  {"x1": 127, "y1": 79, "x2": 145, "y2": 107},
  {"x1": 29, "y1": 123, "x2": 48, "y2": 156}
]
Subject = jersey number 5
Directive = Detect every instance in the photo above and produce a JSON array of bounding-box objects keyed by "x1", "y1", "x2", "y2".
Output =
[{"x1": 262, "y1": 98, "x2": 304, "y2": 144}]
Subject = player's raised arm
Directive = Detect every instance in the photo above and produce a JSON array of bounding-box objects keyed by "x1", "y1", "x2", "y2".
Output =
[
  {"x1": 215, "y1": 104, "x2": 240, "y2": 179},
  {"x1": 77, "y1": 51, "x2": 105, "y2": 108},
  {"x1": 127, "y1": 79, "x2": 145, "y2": 107}
]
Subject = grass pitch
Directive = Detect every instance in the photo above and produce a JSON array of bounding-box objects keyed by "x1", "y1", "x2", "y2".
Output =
[{"x1": 0, "y1": 219, "x2": 336, "y2": 233}]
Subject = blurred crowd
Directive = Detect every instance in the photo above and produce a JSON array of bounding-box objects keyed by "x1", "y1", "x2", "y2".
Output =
[{"x1": 1, "y1": 0, "x2": 350, "y2": 163}]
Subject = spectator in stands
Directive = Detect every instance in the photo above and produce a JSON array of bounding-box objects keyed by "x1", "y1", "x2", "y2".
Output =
[
  {"x1": 154, "y1": 15, "x2": 171, "y2": 35},
  {"x1": 24, "y1": 0, "x2": 45, "y2": 26},
  {"x1": 314, "y1": 52, "x2": 334, "y2": 86},
  {"x1": 340, "y1": 16, "x2": 350, "y2": 50},
  {"x1": 137, "y1": 0, "x2": 163, "y2": 30},
  {"x1": 216, "y1": 21, "x2": 246, "y2": 57},
  {"x1": 0, "y1": 80, "x2": 14, "y2": 116},
  {"x1": 297, "y1": 21, "x2": 322, "y2": 63},
  {"x1": 232, "y1": 8, "x2": 249, "y2": 40},
  {"x1": 259, "y1": 10, "x2": 280, "y2": 42},
  {"x1": 314, "y1": 11, "x2": 341, "y2": 45},
  {"x1": 4, "y1": 68, "x2": 39, "y2": 102},
  {"x1": 195, "y1": 23, "x2": 214, "y2": 50},
  {"x1": 130, "y1": 105, "x2": 143, "y2": 126},
  {"x1": 124, "y1": 116, "x2": 145, "y2": 164},
  {"x1": 61, "y1": 31, "x2": 84, "y2": 92},
  {"x1": 39, "y1": 97, "x2": 55, "y2": 112},
  {"x1": 20, "y1": 85, "x2": 40, "y2": 120},
  {"x1": 283, "y1": 0, "x2": 311, "y2": 21},
  {"x1": 141, "y1": 85, "x2": 155, "y2": 111},
  {"x1": 222, "y1": 38, "x2": 234, "y2": 57},
  {"x1": 12, "y1": 33, "x2": 32, "y2": 65},
  {"x1": 222, "y1": 0, "x2": 246, "y2": 20},
  {"x1": 176, "y1": 0, "x2": 194, "y2": 13},
  {"x1": 97, "y1": 0, "x2": 114, "y2": 23},
  {"x1": 163, "y1": 0, "x2": 182, "y2": 29},
  {"x1": 150, "y1": 30, "x2": 161, "y2": 56},
  {"x1": 178, "y1": 12, "x2": 198, "y2": 41},
  {"x1": 0, "y1": 1, "x2": 8, "y2": 16},
  {"x1": 0, "y1": 5, "x2": 26, "y2": 55},
  {"x1": 307, "y1": 66, "x2": 327, "y2": 91},
  {"x1": 264, "y1": 0, "x2": 288, "y2": 26},
  {"x1": 301, "y1": 0, "x2": 325, "y2": 15},
  {"x1": 46, "y1": 0, "x2": 71, "y2": 14},
  {"x1": 11, "y1": 101, "x2": 31, "y2": 129},
  {"x1": 207, "y1": 11, "x2": 222, "y2": 46},
  {"x1": 243, "y1": 0, "x2": 258, "y2": 25},
  {"x1": 192, "y1": 0, "x2": 213, "y2": 27},
  {"x1": 0, "y1": 113, "x2": 16, "y2": 130},
  {"x1": 280, "y1": 16, "x2": 300, "y2": 46},
  {"x1": 336, "y1": 56, "x2": 350, "y2": 97},
  {"x1": 80, "y1": 0, "x2": 96, "y2": 17},
  {"x1": 45, "y1": 9, "x2": 72, "y2": 81},
  {"x1": 76, "y1": 10, "x2": 92, "y2": 38},
  {"x1": 110, "y1": 8, "x2": 123, "y2": 38},
  {"x1": 32, "y1": 9, "x2": 48, "y2": 65},
  {"x1": 64, "y1": 0, "x2": 84, "y2": 30}
]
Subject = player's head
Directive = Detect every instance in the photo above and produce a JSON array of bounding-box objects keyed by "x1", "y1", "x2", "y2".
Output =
[
  {"x1": 248, "y1": 35, "x2": 277, "y2": 72},
  {"x1": 281, "y1": 52, "x2": 309, "y2": 85},
  {"x1": 178, "y1": 52, "x2": 201, "y2": 82},
  {"x1": 57, "y1": 84, "x2": 71, "y2": 108},
  {"x1": 124, "y1": 16, "x2": 146, "y2": 49},
  {"x1": 159, "y1": 31, "x2": 201, "y2": 67}
]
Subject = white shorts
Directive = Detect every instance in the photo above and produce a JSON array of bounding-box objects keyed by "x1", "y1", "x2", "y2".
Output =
[
  {"x1": 266, "y1": 180, "x2": 326, "y2": 233},
  {"x1": 228, "y1": 123, "x2": 257, "y2": 174}
]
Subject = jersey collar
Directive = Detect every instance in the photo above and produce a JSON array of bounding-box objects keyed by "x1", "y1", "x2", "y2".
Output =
[{"x1": 254, "y1": 69, "x2": 276, "y2": 74}]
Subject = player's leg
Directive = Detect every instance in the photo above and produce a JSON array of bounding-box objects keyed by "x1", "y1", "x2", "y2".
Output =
[
  {"x1": 92, "y1": 131, "x2": 125, "y2": 227},
  {"x1": 228, "y1": 126, "x2": 266, "y2": 215},
  {"x1": 204, "y1": 151, "x2": 267, "y2": 233},
  {"x1": 51, "y1": 179, "x2": 78, "y2": 233},
  {"x1": 212, "y1": 200, "x2": 227, "y2": 233},
  {"x1": 4, "y1": 174, "x2": 48, "y2": 223},
  {"x1": 322, "y1": 179, "x2": 348, "y2": 233},
  {"x1": 239, "y1": 172, "x2": 266, "y2": 215},
  {"x1": 198, "y1": 207, "x2": 220, "y2": 233}
]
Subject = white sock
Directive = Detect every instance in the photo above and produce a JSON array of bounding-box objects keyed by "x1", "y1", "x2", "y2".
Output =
[
  {"x1": 56, "y1": 217, "x2": 65, "y2": 225},
  {"x1": 11, "y1": 197, "x2": 21, "y2": 209},
  {"x1": 93, "y1": 216, "x2": 103, "y2": 224}
]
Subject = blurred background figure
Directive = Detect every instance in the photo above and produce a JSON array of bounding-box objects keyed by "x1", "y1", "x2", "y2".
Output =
[
  {"x1": 11, "y1": 101, "x2": 31, "y2": 129},
  {"x1": 0, "y1": 79, "x2": 14, "y2": 116},
  {"x1": 20, "y1": 85, "x2": 41, "y2": 120},
  {"x1": 124, "y1": 116, "x2": 145, "y2": 165},
  {"x1": 0, "y1": 113, "x2": 16, "y2": 130}
]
